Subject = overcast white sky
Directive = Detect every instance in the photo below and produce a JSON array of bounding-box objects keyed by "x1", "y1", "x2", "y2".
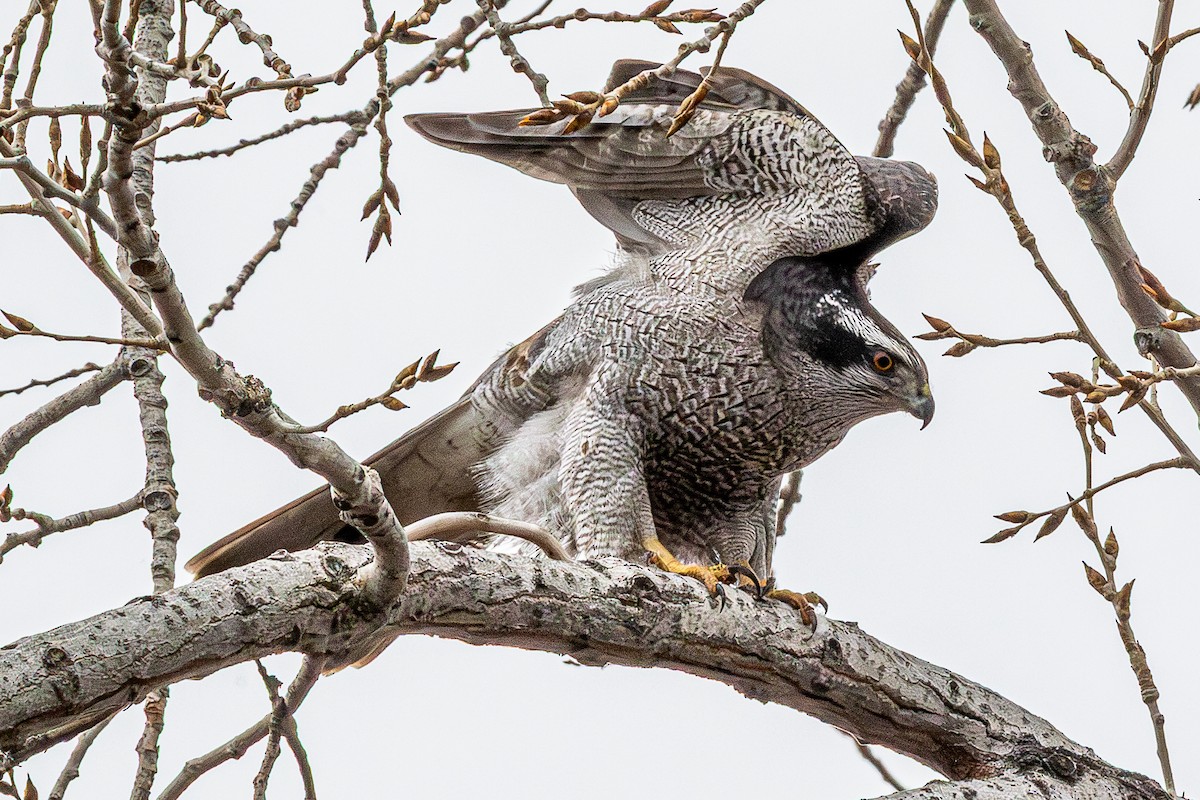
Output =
[{"x1": 3, "y1": 1, "x2": 1199, "y2": 797}]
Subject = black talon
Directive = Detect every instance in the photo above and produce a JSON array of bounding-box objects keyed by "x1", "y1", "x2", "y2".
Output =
[
  {"x1": 727, "y1": 563, "x2": 763, "y2": 595},
  {"x1": 714, "y1": 582, "x2": 729, "y2": 611}
]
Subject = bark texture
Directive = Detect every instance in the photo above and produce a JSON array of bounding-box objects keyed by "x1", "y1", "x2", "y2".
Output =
[{"x1": 0, "y1": 543, "x2": 1167, "y2": 797}]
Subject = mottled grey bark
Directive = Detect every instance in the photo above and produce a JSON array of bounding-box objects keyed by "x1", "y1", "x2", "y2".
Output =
[{"x1": 0, "y1": 543, "x2": 1168, "y2": 798}]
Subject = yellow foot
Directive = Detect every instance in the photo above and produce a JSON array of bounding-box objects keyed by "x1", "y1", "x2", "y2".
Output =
[
  {"x1": 641, "y1": 537, "x2": 732, "y2": 594},
  {"x1": 764, "y1": 588, "x2": 828, "y2": 626}
]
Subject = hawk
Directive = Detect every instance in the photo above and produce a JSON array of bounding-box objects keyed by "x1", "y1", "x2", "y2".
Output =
[{"x1": 189, "y1": 61, "x2": 937, "y2": 618}]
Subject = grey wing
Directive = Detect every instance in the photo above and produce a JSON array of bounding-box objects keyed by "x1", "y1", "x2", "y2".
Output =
[
  {"x1": 404, "y1": 61, "x2": 879, "y2": 250},
  {"x1": 853, "y1": 156, "x2": 938, "y2": 251},
  {"x1": 185, "y1": 320, "x2": 565, "y2": 578}
]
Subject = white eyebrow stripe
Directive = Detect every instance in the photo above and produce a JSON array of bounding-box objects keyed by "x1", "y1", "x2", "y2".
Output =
[{"x1": 830, "y1": 300, "x2": 920, "y2": 369}]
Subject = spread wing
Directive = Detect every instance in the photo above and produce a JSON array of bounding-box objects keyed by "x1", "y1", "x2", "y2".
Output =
[
  {"x1": 186, "y1": 320, "x2": 564, "y2": 578},
  {"x1": 406, "y1": 60, "x2": 936, "y2": 254}
]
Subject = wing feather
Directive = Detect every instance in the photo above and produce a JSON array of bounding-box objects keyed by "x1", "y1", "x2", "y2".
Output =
[{"x1": 406, "y1": 60, "x2": 936, "y2": 253}]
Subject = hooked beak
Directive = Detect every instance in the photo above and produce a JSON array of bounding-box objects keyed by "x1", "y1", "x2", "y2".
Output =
[{"x1": 907, "y1": 383, "x2": 935, "y2": 429}]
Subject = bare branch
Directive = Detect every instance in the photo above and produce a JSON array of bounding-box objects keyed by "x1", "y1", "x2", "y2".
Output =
[
  {"x1": 0, "y1": 490, "x2": 144, "y2": 562},
  {"x1": 198, "y1": 7, "x2": 495, "y2": 328},
  {"x1": 0, "y1": 356, "x2": 129, "y2": 474},
  {"x1": 849, "y1": 735, "x2": 905, "y2": 793},
  {"x1": 155, "y1": 111, "x2": 364, "y2": 162},
  {"x1": 984, "y1": 457, "x2": 1189, "y2": 544},
  {"x1": 47, "y1": 712, "x2": 118, "y2": 800},
  {"x1": 0, "y1": 543, "x2": 1170, "y2": 799},
  {"x1": 960, "y1": 0, "x2": 1200, "y2": 420},
  {"x1": 197, "y1": 118, "x2": 374, "y2": 329},
  {"x1": 250, "y1": 662, "x2": 285, "y2": 800},
  {"x1": 192, "y1": 2, "x2": 293, "y2": 81},
  {"x1": 1064, "y1": 31, "x2": 1134, "y2": 110},
  {"x1": 902, "y1": 5, "x2": 1200, "y2": 474},
  {"x1": 477, "y1": 0, "x2": 551, "y2": 105},
  {"x1": 128, "y1": 691, "x2": 167, "y2": 800},
  {"x1": 0, "y1": 139, "x2": 163, "y2": 338},
  {"x1": 1107, "y1": 1, "x2": 1175, "y2": 179},
  {"x1": 155, "y1": 656, "x2": 326, "y2": 800},
  {"x1": 11, "y1": 0, "x2": 55, "y2": 150},
  {"x1": 874, "y1": 0, "x2": 954, "y2": 158},
  {"x1": 0, "y1": 152, "x2": 118, "y2": 239},
  {"x1": 0, "y1": 2, "x2": 40, "y2": 113},
  {"x1": 0, "y1": 363, "x2": 102, "y2": 399},
  {"x1": 0, "y1": 324, "x2": 161, "y2": 349}
]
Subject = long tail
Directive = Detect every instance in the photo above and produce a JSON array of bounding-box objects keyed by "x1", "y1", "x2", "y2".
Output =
[{"x1": 186, "y1": 398, "x2": 484, "y2": 577}]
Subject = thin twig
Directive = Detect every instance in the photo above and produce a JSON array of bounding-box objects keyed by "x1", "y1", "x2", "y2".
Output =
[
  {"x1": 960, "y1": 0, "x2": 1200, "y2": 427},
  {"x1": 874, "y1": 0, "x2": 954, "y2": 158},
  {"x1": 0, "y1": 491, "x2": 144, "y2": 562},
  {"x1": 0, "y1": 139, "x2": 163, "y2": 337},
  {"x1": 361, "y1": 0, "x2": 397, "y2": 262},
  {"x1": 1064, "y1": 31, "x2": 1134, "y2": 110},
  {"x1": 848, "y1": 734, "x2": 906, "y2": 792},
  {"x1": 129, "y1": 690, "x2": 168, "y2": 800},
  {"x1": 1107, "y1": 0, "x2": 1175, "y2": 179},
  {"x1": 0, "y1": 325, "x2": 161, "y2": 349},
  {"x1": 984, "y1": 457, "x2": 1189, "y2": 543},
  {"x1": 1064, "y1": 405, "x2": 1176, "y2": 796},
  {"x1": 478, "y1": 0, "x2": 550, "y2": 105},
  {"x1": 1, "y1": 2, "x2": 39, "y2": 113},
  {"x1": 0, "y1": 363, "x2": 102, "y2": 398},
  {"x1": 197, "y1": 117, "x2": 374, "y2": 329},
  {"x1": 521, "y1": 0, "x2": 768, "y2": 132},
  {"x1": 0, "y1": 152, "x2": 119, "y2": 239},
  {"x1": 155, "y1": 656, "x2": 327, "y2": 800},
  {"x1": 0, "y1": 356, "x2": 129, "y2": 473},
  {"x1": 13, "y1": 0, "x2": 55, "y2": 149},
  {"x1": 916, "y1": 317, "x2": 1082, "y2": 355},
  {"x1": 156, "y1": 111, "x2": 364, "y2": 162},
  {"x1": 281, "y1": 723, "x2": 317, "y2": 800},
  {"x1": 192, "y1": 2, "x2": 293, "y2": 80},
  {"x1": 251, "y1": 661, "x2": 286, "y2": 800},
  {"x1": 47, "y1": 712, "x2": 119, "y2": 800},
  {"x1": 200, "y1": 7, "x2": 496, "y2": 328}
]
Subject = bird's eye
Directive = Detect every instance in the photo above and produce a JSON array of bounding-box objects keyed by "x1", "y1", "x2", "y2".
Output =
[{"x1": 871, "y1": 352, "x2": 895, "y2": 373}]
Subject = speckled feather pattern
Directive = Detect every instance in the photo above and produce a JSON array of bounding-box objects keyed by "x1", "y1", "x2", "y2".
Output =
[
  {"x1": 423, "y1": 69, "x2": 940, "y2": 579},
  {"x1": 186, "y1": 63, "x2": 937, "y2": 582}
]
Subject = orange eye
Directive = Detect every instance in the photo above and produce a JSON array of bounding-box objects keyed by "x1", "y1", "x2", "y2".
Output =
[{"x1": 872, "y1": 352, "x2": 895, "y2": 372}]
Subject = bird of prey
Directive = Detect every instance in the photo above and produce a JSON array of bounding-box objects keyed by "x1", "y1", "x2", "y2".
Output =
[{"x1": 188, "y1": 60, "x2": 937, "y2": 619}]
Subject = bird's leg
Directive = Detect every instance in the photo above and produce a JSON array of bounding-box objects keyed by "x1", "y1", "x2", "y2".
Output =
[{"x1": 641, "y1": 537, "x2": 732, "y2": 595}]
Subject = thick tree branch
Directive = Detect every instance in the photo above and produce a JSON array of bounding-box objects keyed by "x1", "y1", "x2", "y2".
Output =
[
  {"x1": 872, "y1": 772, "x2": 1163, "y2": 800},
  {"x1": 0, "y1": 543, "x2": 1169, "y2": 798}
]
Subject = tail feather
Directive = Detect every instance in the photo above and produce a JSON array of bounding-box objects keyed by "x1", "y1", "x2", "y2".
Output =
[{"x1": 186, "y1": 398, "x2": 485, "y2": 577}]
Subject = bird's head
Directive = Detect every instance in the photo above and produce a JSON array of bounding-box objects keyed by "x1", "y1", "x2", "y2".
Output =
[{"x1": 746, "y1": 254, "x2": 934, "y2": 428}]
